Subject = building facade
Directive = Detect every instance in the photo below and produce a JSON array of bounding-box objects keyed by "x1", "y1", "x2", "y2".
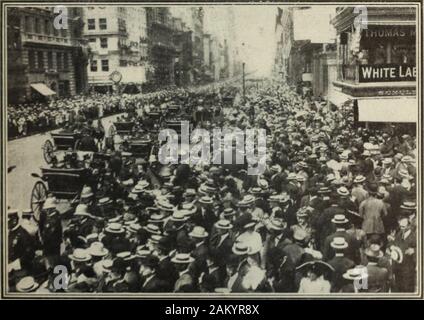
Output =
[
  {"x1": 173, "y1": 18, "x2": 193, "y2": 87},
  {"x1": 83, "y1": 7, "x2": 148, "y2": 93},
  {"x1": 146, "y1": 7, "x2": 178, "y2": 88},
  {"x1": 331, "y1": 7, "x2": 417, "y2": 123},
  {"x1": 7, "y1": 7, "x2": 89, "y2": 104}
]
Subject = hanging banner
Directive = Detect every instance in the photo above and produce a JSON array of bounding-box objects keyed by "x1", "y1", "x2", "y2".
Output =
[{"x1": 358, "y1": 64, "x2": 416, "y2": 82}]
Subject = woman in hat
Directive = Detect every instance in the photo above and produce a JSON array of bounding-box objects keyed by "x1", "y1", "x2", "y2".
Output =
[{"x1": 297, "y1": 260, "x2": 333, "y2": 293}]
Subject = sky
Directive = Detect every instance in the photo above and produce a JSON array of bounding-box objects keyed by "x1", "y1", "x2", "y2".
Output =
[
  {"x1": 203, "y1": 5, "x2": 337, "y2": 77},
  {"x1": 203, "y1": 6, "x2": 277, "y2": 77}
]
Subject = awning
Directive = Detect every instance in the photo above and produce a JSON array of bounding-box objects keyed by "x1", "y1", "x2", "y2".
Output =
[
  {"x1": 328, "y1": 90, "x2": 351, "y2": 106},
  {"x1": 357, "y1": 97, "x2": 417, "y2": 123},
  {"x1": 30, "y1": 83, "x2": 56, "y2": 96}
]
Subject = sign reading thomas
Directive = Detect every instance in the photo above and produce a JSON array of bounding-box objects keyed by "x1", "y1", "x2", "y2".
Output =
[{"x1": 359, "y1": 64, "x2": 416, "y2": 83}]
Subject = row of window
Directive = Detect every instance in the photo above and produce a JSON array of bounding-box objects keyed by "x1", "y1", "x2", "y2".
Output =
[
  {"x1": 87, "y1": 18, "x2": 108, "y2": 30},
  {"x1": 28, "y1": 50, "x2": 69, "y2": 71},
  {"x1": 24, "y1": 15, "x2": 67, "y2": 37},
  {"x1": 90, "y1": 60, "x2": 109, "y2": 72},
  {"x1": 89, "y1": 37, "x2": 108, "y2": 49}
]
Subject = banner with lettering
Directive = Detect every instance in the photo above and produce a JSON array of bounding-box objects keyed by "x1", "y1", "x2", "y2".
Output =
[{"x1": 358, "y1": 64, "x2": 416, "y2": 82}]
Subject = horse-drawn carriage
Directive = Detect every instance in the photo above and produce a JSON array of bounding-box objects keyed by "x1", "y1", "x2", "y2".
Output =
[
  {"x1": 108, "y1": 121, "x2": 136, "y2": 138},
  {"x1": 30, "y1": 167, "x2": 91, "y2": 214},
  {"x1": 42, "y1": 132, "x2": 82, "y2": 164}
]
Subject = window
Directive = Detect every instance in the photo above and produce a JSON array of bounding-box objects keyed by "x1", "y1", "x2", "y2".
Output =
[
  {"x1": 47, "y1": 51, "x2": 53, "y2": 69},
  {"x1": 56, "y1": 52, "x2": 62, "y2": 70},
  {"x1": 37, "y1": 51, "x2": 44, "y2": 69},
  {"x1": 34, "y1": 18, "x2": 41, "y2": 33},
  {"x1": 25, "y1": 16, "x2": 32, "y2": 32},
  {"x1": 89, "y1": 38, "x2": 96, "y2": 43},
  {"x1": 63, "y1": 52, "x2": 69, "y2": 70},
  {"x1": 87, "y1": 19, "x2": 95, "y2": 30},
  {"x1": 90, "y1": 60, "x2": 98, "y2": 72},
  {"x1": 118, "y1": 18, "x2": 126, "y2": 32},
  {"x1": 28, "y1": 50, "x2": 36, "y2": 69},
  {"x1": 100, "y1": 37, "x2": 108, "y2": 48},
  {"x1": 119, "y1": 60, "x2": 127, "y2": 67},
  {"x1": 44, "y1": 19, "x2": 50, "y2": 35},
  {"x1": 101, "y1": 59, "x2": 109, "y2": 71},
  {"x1": 99, "y1": 18, "x2": 107, "y2": 30}
]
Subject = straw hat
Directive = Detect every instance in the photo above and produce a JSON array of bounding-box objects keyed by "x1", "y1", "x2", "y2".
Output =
[
  {"x1": 143, "y1": 223, "x2": 162, "y2": 235},
  {"x1": 105, "y1": 223, "x2": 126, "y2": 234},
  {"x1": 331, "y1": 214, "x2": 349, "y2": 225},
  {"x1": 69, "y1": 248, "x2": 92, "y2": 262},
  {"x1": 188, "y1": 226, "x2": 209, "y2": 238},
  {"x1": 330, "y1": 237, "x2": 348, "y2": 250},
  {"x1": 214, "y1": 219, "x2": 233, "y2": 230},
  {"x1": 87, "y1": 242, "x2": 109, "y2": 257},
  {"x1": 171, "y1": 253, "x2": 194, "y2": 264},
  {"x1": 16, "y1": 276, "x2": 39, "y2": 292},
  {"x1": 232, "y1": 242, "x2": 250, "y2": 255}
]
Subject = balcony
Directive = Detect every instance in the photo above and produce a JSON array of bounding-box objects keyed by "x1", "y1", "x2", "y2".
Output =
[{"x1": 21, "y1": 32, "x2": 85, "y2": 47}]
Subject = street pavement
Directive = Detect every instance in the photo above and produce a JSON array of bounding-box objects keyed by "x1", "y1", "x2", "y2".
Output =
[{"x1": 7, "y1": 113, "x2": 122, "y2": 212}]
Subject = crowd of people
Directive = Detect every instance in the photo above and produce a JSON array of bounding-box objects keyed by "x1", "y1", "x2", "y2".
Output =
[{"x1": 8, "y1": 79, "x2": 417, "y2": 294}]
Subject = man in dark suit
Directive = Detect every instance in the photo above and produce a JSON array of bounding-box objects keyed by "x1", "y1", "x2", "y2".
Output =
[
  {"x1": 188, "y1": 226, "x2": 209, "y2": 280},
  {"x1": 156, "y1": 237, "x2": 179, "y2": 291},
  {"x1": 365, "y1": 244, "x2": 389, "y2": 292},
  {"x1": 327, "y1": 237, "x2": 355, "y2": 292},
  {"x1": 8, "y1": 210, "x2": 38, "y2": 278},
  {"x1": 315, "y1": 197, "x2": 345, "y2": 250},
  {"x1": 209, "y1": 219, "x2": 234, "y2": 267},
  {"x1": 192, "y1": 196, "x2": 218, "y2": 233},
  {"x1": 172, "y1": 253, "x2": 197, "y2": 292},
  {"x1": 140, "y1": 255, "x2": 167, "y2": 292},
  {"x1": 322, "y1": 214, "x2": 361, "y2": 264}
]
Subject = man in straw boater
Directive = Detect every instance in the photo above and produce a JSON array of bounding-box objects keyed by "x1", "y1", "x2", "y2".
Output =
[
  {"x1": 327, "y1": 237, "x2": 355, "y2": 292},
  {"x1": 387, "y1": 202, "x2": 417, "y2": 293},
  {"x1": 172, "y1": 253, "x2": 196, "y2": 292},
  {"x1": 322, "y1": 214, "x2": 360, "y2": 264}
]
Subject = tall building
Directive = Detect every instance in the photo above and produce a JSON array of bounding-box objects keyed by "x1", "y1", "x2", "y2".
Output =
[
  {"x1": 331, "y1": 7, "x2": 416, "y2": 124},
  {"x1": 145, "y1": 7, "x2": 178, "y2": 88},
  {"x1": 173, "y1": 18, "x2": 193, "y2": 86},
  {"x1": 7, "y1": 7, "x2": 89, "y2": 104},
  {"x1": 83, "y1": 7, "x2": 148, "y2": 93}
]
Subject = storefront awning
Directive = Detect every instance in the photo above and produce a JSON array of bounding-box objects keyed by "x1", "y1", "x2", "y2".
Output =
[
  {"x1": 30, "y1": 83, "x2": 56, "y2": 96},
  {"x1": 357, "y1": 97, "x2": 417, "y2": 123},
  {"x1": 328, "y1": 90, "x2": 351, "y2": 106}
]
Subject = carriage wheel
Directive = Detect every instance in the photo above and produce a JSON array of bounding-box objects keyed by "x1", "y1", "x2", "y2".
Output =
[
  {"x1": 42, "y1": 140, "x2": 54, "y2": 164},
  {"x1": 74, "y1": 139, "x2": 81, "y2": 150},
  {"x1": 31, "y1": 181, "x2": 48, "y2": 215}
]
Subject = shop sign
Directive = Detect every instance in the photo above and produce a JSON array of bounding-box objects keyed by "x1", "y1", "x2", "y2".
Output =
[
  {"x1": 359, "y1": 64, "x2": 416, "y2": 82},
  {"x1": 363, "y1": 27, "x2": 416, "y2": 39}
]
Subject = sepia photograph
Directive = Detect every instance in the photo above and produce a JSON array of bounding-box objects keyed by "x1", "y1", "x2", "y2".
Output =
[{"x1": 2, "y1": 1, "x2": 421, "y2": 299}]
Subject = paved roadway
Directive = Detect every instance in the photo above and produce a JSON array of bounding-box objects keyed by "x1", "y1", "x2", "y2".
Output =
[{"x1": 7, "y1": 113, "x2": 122, "y2": 212}]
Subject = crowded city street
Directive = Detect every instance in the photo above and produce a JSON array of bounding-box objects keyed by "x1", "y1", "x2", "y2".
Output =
[{"x1": 5, "y1": 5, "x2": 418, "y2": 296}]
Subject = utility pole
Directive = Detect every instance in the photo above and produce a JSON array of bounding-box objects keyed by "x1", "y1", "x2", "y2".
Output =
[{"x1": 242, "y1": 62, "x2": 246, "y2": 102}]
